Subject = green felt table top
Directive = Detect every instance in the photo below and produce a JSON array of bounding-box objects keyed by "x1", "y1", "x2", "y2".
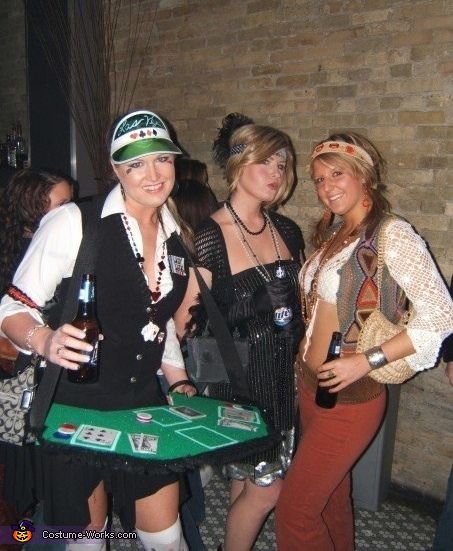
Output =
[{"x1": 42, "y1": 393, "x2": 269, "y2": 461}]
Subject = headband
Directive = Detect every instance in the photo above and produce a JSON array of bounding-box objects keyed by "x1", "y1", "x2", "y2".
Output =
[
  {"x1": 311, "y1": 140, "x2": 373, "y2": 167},
  {"x1": 229, "y1": 145, "x2": 287, "y2": 160}
]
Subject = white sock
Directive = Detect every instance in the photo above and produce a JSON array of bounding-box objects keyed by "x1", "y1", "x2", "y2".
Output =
[
  {"x1": 136, "y1": 516, "x2": 188, "y2": 551},
  {"x1": 66, "y1": 517, "x2": 108, "y2": 551}
]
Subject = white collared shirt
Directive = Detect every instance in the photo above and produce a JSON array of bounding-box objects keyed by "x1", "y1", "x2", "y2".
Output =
[{"x1": 0, "y1": 184, "x2": 184, "y2": 368}]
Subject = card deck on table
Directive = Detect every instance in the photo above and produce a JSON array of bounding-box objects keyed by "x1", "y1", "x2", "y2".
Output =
[
  {"x1": 218, "y1": 417, "x2": 258, "y2": 432},
  {"x1": 169, "y1": 405, "x2": 207, "y2": 420},
  {"x1": 128, "y1": 433, "x2": 158, "y2": 454},
  {"x1": 71, "y1": 425, "x2": 121, "y2": 451},
  {"x1": 218, "y1": 406, "x2": 259, "y2": 424}
]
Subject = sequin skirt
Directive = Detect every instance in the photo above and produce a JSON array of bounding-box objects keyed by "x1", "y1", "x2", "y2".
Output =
[{"x1": 222, "y1": 428, "x2": 295, "y2": 486}]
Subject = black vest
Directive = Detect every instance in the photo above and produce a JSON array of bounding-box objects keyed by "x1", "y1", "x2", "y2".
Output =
[{"x1": 53, "y1": 212, "x2": 189, "y2": 410}]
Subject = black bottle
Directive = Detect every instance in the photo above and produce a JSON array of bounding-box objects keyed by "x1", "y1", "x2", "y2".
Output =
[
  {"x1": 315, "y1": 332, "x2": 342, "y2": 409},
  {"x1": 68, "y1": 274, "x2": 100, "y2": 383}
]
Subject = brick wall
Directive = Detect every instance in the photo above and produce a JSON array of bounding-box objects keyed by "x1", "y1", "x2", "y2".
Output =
[
  {"x1": 0, "y1": 0, "x2": 451, "y2": 500},
  {"x1": 0, "y1": 1, "x2": 27, "y2": 149},
  {"x1": 123, "y1": 0, "x2": 453, "y2": 500}
]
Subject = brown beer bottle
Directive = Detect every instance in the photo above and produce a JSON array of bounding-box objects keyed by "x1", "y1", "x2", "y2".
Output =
[
  {"x1": 68, "y1": 274, "x2": 100, "y2": 384},
  {"x1": 315, "y1": 331, "x2": 342, "y2": 409}
]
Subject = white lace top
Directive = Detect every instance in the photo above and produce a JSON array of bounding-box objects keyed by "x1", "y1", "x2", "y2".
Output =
[{"x1": 299, "y1": 218, "x2": 453, "y2": 372}]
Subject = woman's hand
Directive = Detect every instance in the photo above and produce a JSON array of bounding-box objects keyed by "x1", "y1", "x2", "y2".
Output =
[
  {"x1": 161, "y1": 363, "x2": 197, "y2": 399},
  {"x1": 40, "y1": 323, "x2": 94, "y2": 370},
  {"x1": 317, "y1": 353, "x2": 371, "y2": 392}
]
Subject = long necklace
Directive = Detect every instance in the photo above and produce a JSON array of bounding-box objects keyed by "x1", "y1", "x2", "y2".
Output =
[
  {"x1": 226, "y1": 200, "x2": 268, "y2": 235},
  {"x1": 121, "y1": 213, "x2": 168, "y2": 344},
  {"x1": 225, "y1": 203, "x2": 282, "y2": 282},
  {"x1": 121, "y1": 214, "x2": 166, "y2": 302},
  {"x1": 301, "y1": 226, "x2": 358, "y2": 325}
]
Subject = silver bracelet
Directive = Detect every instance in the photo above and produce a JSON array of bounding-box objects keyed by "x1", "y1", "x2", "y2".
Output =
[
  {"x1": 24, "y1": 324, "x2": 47, "y2": 354},
  {"x1": 364, "y1": 346, "x2": 388, "y2": 370}
]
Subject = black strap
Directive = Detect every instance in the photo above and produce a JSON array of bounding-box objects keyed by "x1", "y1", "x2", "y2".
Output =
[
  {"x1": 178, "y1": 237, "x2": 249, "y2": 399},
  {"x1": 30, "y1": 196, "x2": 105, "y2": 432}
]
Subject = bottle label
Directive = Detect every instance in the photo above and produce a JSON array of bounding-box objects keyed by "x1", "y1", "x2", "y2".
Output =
[
  {"x1": 274, "y1": 306, "x2": 293, "y2": 327},
  {"x1": 78, "y1": 281, "x2": 94, "y2": 303}
]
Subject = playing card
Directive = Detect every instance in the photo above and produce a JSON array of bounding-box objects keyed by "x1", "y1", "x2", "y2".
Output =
[
  {"x1": 169, "y1": 406, "x2": 206, "y2": 420},
  {"x1": 218, "y1": 417, "x2": 258, "y2": 432},
  {"x1": 219, "y1": 406, "x2": 258, "y2": 424},
  {"x1": 128, "y1": 433, "x2": 158, "y2": 454},
  {"x1": 72, "y1": 425, "x2": 121, "y2": 451}
]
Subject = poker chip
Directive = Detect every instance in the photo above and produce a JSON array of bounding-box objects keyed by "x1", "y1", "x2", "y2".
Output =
[
  {"x1": 136, "y1": 412, "x2": 152, "y2": 423},
  {"x1": 57, "y1": 423, "x2": 77, "y2": 435},
  {"x1": 53, "y1": 431, "x2": 72, "y2": 440}
]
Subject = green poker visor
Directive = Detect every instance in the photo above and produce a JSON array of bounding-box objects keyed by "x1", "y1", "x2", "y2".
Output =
[{"x1": 110, "y1": 110, "x2": 182, "y2": 164}]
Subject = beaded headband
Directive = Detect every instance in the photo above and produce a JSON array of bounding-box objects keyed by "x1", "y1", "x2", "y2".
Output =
[
  {"x1": 311, "y1": 140, "x2": 373, "y2": 167},
  {"x1": 229, "y1": 144, "x2": 287, "y2": 159}
]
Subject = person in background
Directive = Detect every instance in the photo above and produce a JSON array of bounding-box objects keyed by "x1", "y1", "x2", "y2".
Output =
[
  {"x1": 275, "y1": 132, "x2": 453, "y2": 550},
  {"x1": 173, "y1": 177, "x2": 218, "y2": 232},
  {"x1": 0, "y1": 110, "x2": 197, "y2": 551},
  {"x1": 433, "y1": 276, "x2": 453, "y2": 551},
  {"x1": 182, "y1": 113, "x2": 304, "y2": 551},
  {"x1": 0, "y1": 167, "x2": 74, "y2": 296},
  {"x1": 0, "y1": 167, "x2": 74, "y2": 535}
]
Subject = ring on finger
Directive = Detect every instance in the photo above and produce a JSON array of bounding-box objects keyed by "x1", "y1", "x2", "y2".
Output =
[
  {"x1": 56, "y1": 346, "x2": 65, "y2": 357},
  {"x1": 328, "y1": 369, "x2": 335, "y2": 379}
]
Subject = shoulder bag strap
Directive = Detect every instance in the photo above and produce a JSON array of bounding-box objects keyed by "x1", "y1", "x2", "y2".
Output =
[
  {"x1": 177, "y1": 236, "x2": 249, "y2": 399},
  {"x1": 30, "y1": 196, "x2": 105, "y2": 432}
]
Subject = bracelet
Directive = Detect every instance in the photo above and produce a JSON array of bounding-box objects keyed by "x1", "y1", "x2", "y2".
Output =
[
  {"x1": 364, "y1": 346, "x2": 388, "y2": 370},
  {"x1": 167, "y1": 379, "x2": 197, "y2": 394},
  {"x1": 24, "y1": 324, "x2": 47, "y2": 354}
]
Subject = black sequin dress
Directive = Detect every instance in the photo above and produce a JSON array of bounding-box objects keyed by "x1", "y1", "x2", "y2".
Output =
[{"x1": 195, "y1": 211, "x2": 304, "y2": 484}]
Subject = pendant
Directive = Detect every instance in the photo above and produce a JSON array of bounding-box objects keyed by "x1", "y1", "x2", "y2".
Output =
[
  {"x1": 141, "y1": 321, "x2": 160, "y2": 342},
  {"x1": 151, "y1": 290, "x2": 161, "y2": 302},
  {"x1": 275, "y1": 263, "x2": 286, "y2": 279}
]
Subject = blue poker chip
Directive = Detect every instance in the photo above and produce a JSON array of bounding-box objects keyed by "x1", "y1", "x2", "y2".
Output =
[{"x1": 53, "y1": 431, "x2": 72, "y2": 439}]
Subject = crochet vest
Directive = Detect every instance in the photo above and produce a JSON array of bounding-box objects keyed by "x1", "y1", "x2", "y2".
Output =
[{"x1": 303, "y1": 216, "x2": 406, "y2": 403}]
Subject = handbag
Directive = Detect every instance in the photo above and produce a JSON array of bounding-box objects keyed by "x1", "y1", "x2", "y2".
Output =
[
  {"x1": 177, "y1": 238, "x2": 250, "y2": 398},
  {"x1": 356, "y1": 218, "x2": 415, "y2": 384},
  {"x1": 0, "y1": 353, "x2": 41, "y2": 445},
  {"x1": 186, "y1": 325, "x2": 249, "y2": 384}
]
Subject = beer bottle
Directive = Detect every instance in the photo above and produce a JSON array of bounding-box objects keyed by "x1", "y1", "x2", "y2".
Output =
[
  {"x1": 315, "y1": 331, "x2": 342, "y2": 409},
  {"x1": 68, "y1": 274, "x2": 100, "y2": 383}
]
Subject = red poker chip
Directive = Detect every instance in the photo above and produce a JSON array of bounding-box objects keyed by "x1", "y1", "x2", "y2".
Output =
[{"x1": 57, "y1": 423, "x2": 77, "y2": 435}]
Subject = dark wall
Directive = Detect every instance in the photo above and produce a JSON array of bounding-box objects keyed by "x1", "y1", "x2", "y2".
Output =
[{"x1": 25, "y1": 0, "x2": 70, "y2": 174}]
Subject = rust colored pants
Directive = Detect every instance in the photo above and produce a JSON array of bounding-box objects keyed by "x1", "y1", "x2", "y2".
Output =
[{"x1": 275, "y1": 381, "x2": 387, "y2": 551}]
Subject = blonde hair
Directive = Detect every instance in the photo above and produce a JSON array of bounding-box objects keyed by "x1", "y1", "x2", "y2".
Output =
[
  {"x1": 310, "y1": 132, "x2": 391, "y2": 248},
  {"x1": 225, "y1": 125, "x2": 296, "y2": 208}
]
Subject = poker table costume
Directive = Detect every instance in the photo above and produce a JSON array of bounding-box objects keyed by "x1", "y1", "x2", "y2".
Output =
[{"x1": 8, "y1": 195, "x2": 278, "y2": 531}]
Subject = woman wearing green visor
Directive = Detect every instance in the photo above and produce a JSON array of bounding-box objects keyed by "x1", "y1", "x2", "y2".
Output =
[{"x1": 0, "y1": 110, "x2": 196, "y2": 550}]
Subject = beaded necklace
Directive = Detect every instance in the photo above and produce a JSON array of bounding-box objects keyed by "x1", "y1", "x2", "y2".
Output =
[
  {"x1": 121, "y1": 213, "x2": 166, "y2": 302},
  {"x1": 225, "y1": 200, "x2": 268, "y2": 235},
  {"x1": 301, "y1": 226, "x2": 359, "y2": 325},
  {"x1": 225, "y1": 202, "x2": 283, "y2": 282}
]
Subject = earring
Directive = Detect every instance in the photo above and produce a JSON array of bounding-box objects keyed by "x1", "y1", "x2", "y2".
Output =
[
  {"x1": 120, "y1": 184, "x2": 126, "y2": 201},
  {"x1": 362, "y1": 194, "x2": 371, "y2": 208}
]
